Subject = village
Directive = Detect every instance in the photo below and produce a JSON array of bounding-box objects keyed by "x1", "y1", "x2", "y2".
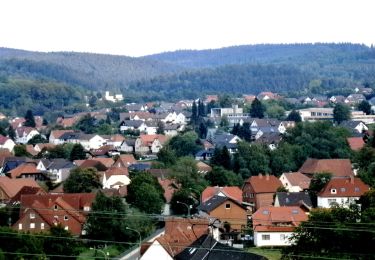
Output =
[{"x1": 0, "y1": 88, "x2": 374, "y2": 259}]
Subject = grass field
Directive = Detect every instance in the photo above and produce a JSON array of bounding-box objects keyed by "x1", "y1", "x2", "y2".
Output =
[{"x1": 247, "y1": 247, "x2": 282, "y2": 260}]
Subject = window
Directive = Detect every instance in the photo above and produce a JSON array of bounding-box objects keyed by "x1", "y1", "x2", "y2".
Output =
[
  {"x1": 30, "y1": 223, "x2": 35, "y2": 229},
  {"x1": 330, "y1": 189, "x2": 337, "y2": 194},
  {"x1": 30, "y1": 213, "x2": 35, "y2": 219},
  {"x1": 64, "y1": 216, "x2": 69, "y2": 221},
  {"x1": 340, "y1": 188, "x2": 346, "y2": 192},
  {"x1": 225, "y1": 203, "x2": 231, "y2": 209},
  {"x1": 83, "y1": 206, "x2": 90, "y2": 211},
  {"x1": 64, "y1": 226, "x2": 69, "y2": 231},
  {"x1": 262, "y1": 234, "x2": 270, "y2": 240},
  {"x1": 18, "y1": 223, "x2": 22, "y2": 230},
  {"x1": 41, "y1": 223, "x2": 44, "y2": 230},
  {"x1": 249, "y1": 193, "x2": 254, "y2": 198},
  {"x1": 54, "y1": 205, "x2": 58, "y2": 210},
  {"x1": 328, "y1": 199, "x2": 337, "y2": 205},
  {"x1": 280, "y1": 234, "x2": 286, "y2": 240},
  {"x1": 355, "y1": 187, "x2": 360, "y2": 192}
]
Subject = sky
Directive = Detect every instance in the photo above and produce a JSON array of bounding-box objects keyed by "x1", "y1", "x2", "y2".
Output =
[{"x1": 0, "y1": 0, "x2": 374, "y2": 57}]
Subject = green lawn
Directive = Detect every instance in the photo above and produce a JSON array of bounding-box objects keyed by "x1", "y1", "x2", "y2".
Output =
[
  {"x1": 78, "y1": 245, "x2": 122, "y2": 260},
  {"x1": 247, "y1": 247, "x2": 282, "y2": 260}
]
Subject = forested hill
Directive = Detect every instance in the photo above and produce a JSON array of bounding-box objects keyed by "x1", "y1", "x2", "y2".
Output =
[
  {"x1": 145, "y1": 43, "x2": 374, "y2": 68},
  {"x1": 0, "y1": 48, "x2": 183, "y2": 90}
]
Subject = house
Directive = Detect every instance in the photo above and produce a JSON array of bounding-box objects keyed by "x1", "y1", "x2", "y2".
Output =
[
  {"x1": 279, "y1": 172, "x2": 311, "y2": 192},
  {"x1": 0, "y1": 112, "x2": 6, "y2": 120},
  {"x1": 257, "y1": 92, "x2": 280, "y2": 101},
  {"x1": 104, "y1": 134, "x2": 125, "y2": 148},
  {"x1": 345, "y1": 94, "x2": 366, "y2": 104},
  {"x1": 141, "y1": 217, "x2": 210, "y2": 260},
  {"x1": 196, "y1": 161, "x2": 212, "y2": 174},
  {"x1": 253, "y1": 132, "x2": 282, "y2": 150},
  {"x1": 49, "y1": 130, "x2": 74, "y2": 145},
  {"x1": 119, "y1": 120, "x2": 147, "y2": 132},
  {"x1": 10, "y1": 117, "x2": 26, "y2": 129},
  {"x1": 164, "y1": 124, "x2": 182, "y2": 137},
  {"x1": 210, "y1": 105, "x2": 243, "y2": 118},
  {"x1": 347, "y1": 137, "x2": 365, "y2": 151},
  {"x1": 0, "y1": 135, "x2": 15, "y2": 152},
  {"x1": 34, "y1": 143, "x2": 55, "y2": 153},
  {"x1": 102, "y1": 167, "x2": 130, "y2": 189},
  {"x1": 135, "y1": 134, "x2": 167, "y2": 154},
  {"x1": 298, "y1": 158, "x2": 354, "y2": 178},
  {"x1": 296, "y1": 107, "x2": 334, "y2": 121},
  {"x1": 329, "y1": 95, "x2": 346, "y2": 103},
  {"x1": 7, "y1": 162, "x2": 49, "y2": 181},
  {"x1": 15, "y1": 127, "x2": 39, "y2": 144},
  {"x1": 209, "y1": 133, "x2": 241, "y2": 154},
  {"x1": 274, "y1": 192, "x2": 313, "y2": 212},
  {"x1": 0, "y1": 156, "x2": 29, "y2": 173},
  {"x1": 144, "y1": 121, "x2": 158, "y2": 135},
  {"x1": 242, "y1": 174, "x2": 283, "y2": 211},
  {"x1": 124, "y1": 103, "x2": 147, "y2": 112},
  {"x1": 36, "y1": 159, "x2": 75, "y2": 183},
  {"x1": 0, "y1": 177, "x2": 42, "y2": 203},
  {"x1": 77, "y1": 158, "x2": 114, "y2": 169},
  {"x1": 119, "y1": 112, "x2": 153, "y2": 122},
  {"x1": 339, "y1": 120, "x2": 368, "y2": 135},
  {"x1": 201, "y1": 186, "x2": 243, "y2": 203},
  {"x1": 59, "y1": 132, "x2": 106, "y2": 150},
  {"x1": 13, "y1": 193, "x2": 96, "y2": 235},
  {"x1": 175, "y1": 234, "x2": 265, "y2": 260},
  {"x1": 197, "y1": 195, "x2": 248, "y2": 232},
  {"x1": 317, "y1": 176, "x2": 370, "y2": 208},
  {"x1": 56, "y1": 115, "x2": 82, "y2": 128},
  {"x1": 113, "y1": 154, "x2": 137, "y2": 168},
  {"x1": 252, "y1": 206, "x2": 308, "y2": 247},
  {"x1": 119, "y1": 139, "x2": 135, "y2": 153}
]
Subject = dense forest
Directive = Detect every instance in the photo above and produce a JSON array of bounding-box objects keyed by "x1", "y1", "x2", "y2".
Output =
[{"x1": 1, "y1": 43, "x2": 375, "y2": 109}]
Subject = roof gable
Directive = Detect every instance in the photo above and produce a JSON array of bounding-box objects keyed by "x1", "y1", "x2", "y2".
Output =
[{"x1": 245, "y1": 174, "x2": 282, "y2": 193}]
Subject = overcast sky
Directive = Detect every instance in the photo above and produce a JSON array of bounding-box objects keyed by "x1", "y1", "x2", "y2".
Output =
[{"x1": 0, "y1": 0, "x2": 374, "y2": 57}]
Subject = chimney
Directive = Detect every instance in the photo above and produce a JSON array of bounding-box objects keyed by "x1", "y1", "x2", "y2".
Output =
[
  {"x1": 350, "y1": 175, "x2": 355, "y2": 184},
  {"x1": 266, "y1": 173, "x2": 270, "y2": 181},
  {"x1": 258, "y1": 173, "x2": 263, "y2": 179}
]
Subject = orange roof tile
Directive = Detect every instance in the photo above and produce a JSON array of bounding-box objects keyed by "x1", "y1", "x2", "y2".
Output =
[
  {"x1": 245, "y1": 174, "x2": 282, "y2": 193},
  {"x1": 0, "y1": 176, "x2": 41, "y2": 199},
  {"x1": 8, "y1": 162, "x2": 40, "y2": 178},
  {"x1": 158, "y1": 178, "x2": 176, "y2": 203},
  {"x1": 299, "y1": 158, "x2": 354, "y2": 178},
  {"x1": 105, "y1": 167, "x2": 129, "y2": 178},
  {"x1": 196, "y1": 161, "x2": 212, "y2": 173},
  {"x1": 318, "y1": 177, "x2": 370, "y2": 197},
  {"x1": 50, "y1": 130, "x2": 74, "y2": 139},
  {"x1": 116, "y1": 154, "x2": 137, "y2": 166},
  {"x1": 347, "y1": 137, "x2": 365, "y2": 151},
  {"x1": 253, "y1": 206, "x2": 308, "y2": 232},
  {"x1": 140, "y1": 134, "x2": 168, "y2": 145},
  {"x1": 201, "y1": 186, "x2": 243, "y2": 203},
  {"x1": 281, "y1": 172, "x2": 311, "y2": 190}
]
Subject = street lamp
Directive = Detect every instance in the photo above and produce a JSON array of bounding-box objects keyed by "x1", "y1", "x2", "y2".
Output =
[
  {"x1": 176, "y1": 201, "x2": 192, "y2": 218},
  {"x1": 90, "y1": 247, "x2": 108, "y2": 259},
  {"x1": 126, "y1": 227, "x2": 142, "y2": 260}
]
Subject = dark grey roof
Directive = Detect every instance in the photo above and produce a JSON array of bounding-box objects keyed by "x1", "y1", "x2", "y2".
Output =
[
  {"x1": 176, "y1": 234, "x2": 265, "y2": 260},
  {"x1": 164, "y1": 124, "x2": 179, "y2": 130},
  {"x1": 198, "y1": 195, "x2": 245, "y2": 213},
  {"x1": 128, "y1": 163, "x2": 151, "y2": 171},
  {"x1": 211, "y1": 134, "x2": 238, "y2": 147},
  {"x1": 125, "y1": 104, "x2": 144, "y2": 111},
  {"x1": 124, "y1": 139, "x2": 136, "y2": 146},
  {"x1": 339, "y1": 120, "x2": 364, "y2": 129},
  {"x1": 276, "y1": 192, "x2": 313, "y2": 208},
  {"x1": 120, "y1": 120, "x2": 145, "y2": 128},
  {"x1": 254, "y1": 132, "x2": 282, "y2": 145},
  {"x1": 59, "y1": 131, "x2": 83, "y2": 140},
  {"x1": 46, "y1": 159, "x2": 75, "y2": 169}
]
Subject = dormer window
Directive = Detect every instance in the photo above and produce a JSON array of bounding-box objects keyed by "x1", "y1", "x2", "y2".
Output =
[
  {"x1": 355, "y1": 187, "x2": 360, "y2": 192},
  {"x1": 331, "y1": 189, "x2": 337, "y2": 194},
  {"x1": 340, "y1": 188, "x2": 346, "y2": 192},
  {"x1": 54, "y1": 205, "x2": 58, "y2": 210}
]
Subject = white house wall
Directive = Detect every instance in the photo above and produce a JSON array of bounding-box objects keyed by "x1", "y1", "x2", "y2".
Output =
[
  {"x1": 317, "y1": 196, "x2": 360, "y2": 208},
  {"x1": 140, "y1": 240, "x2": 173, "y2": 260},
  {"x1": 254, "y1": 231, "x2": 293, "y2": 247}
]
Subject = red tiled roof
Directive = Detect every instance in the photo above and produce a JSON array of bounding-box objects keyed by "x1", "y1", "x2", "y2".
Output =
[
  {"x1": 347, "y1": 137, "x2": 365, "y2": 151},
  {"x1": 0, "y1": 135, "x2": 10, "y2": 145},
  {"x1": 155, "y1": 218, "x2": 210, "y2": 257},
  {"x1": 252, "y1": 206, "x2": 308, "y2": 232},
  {"x1": 26, "y1": 145, "x2": 38, "y2": 156},
  {"x1": 78, "y1": 160, "x2": 108, "y2": 171},
  {"x1": 108, "y1": 134, "x2": 125, "y2": 142},
  {"x1": 8, "y1": 162, "x2": 40, "y2": 178},
  {"x1": 245, "y1": 174, "x2": 282, "y2": 193},
  {"x1": 201, "y1": 186, "x2": 243, "y2": 203},
  {"x1": 116, "y1": 154, "x2": 137, "y2": 167},
  {"x1": 50, "y1": 130, "x2": 74, "y2": 139},
  {"x1": 318, "y1": 177, "x2": 370, "y2": 197},
  {"x1": 0, "y1": 176, "x2": 41, "y2": 199},
  {"x1": 139, "y1": 134, "x2": 168, "y2": 145},
  {"x1": 196, "y1": 161, "x2": 212, "y2": 173},
  {"x1": 105, "y1": 166, "x2": 129, "y2": 179},
  {"x1": 299, "y1": 158, "x2": 354, "y2": 178},
  {"x1": 281, "y1": 172, "x2": 311, "y2": 190}
]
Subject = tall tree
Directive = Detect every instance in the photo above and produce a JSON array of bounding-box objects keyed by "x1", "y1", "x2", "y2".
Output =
[
  {"x1": 198, "y1": 99, "x2": 206, "y2": 117},
  {"x1": 250, "y1": 98, "x2": 265, "y2": 118},
  {"x1": 198, "y1": 121, "x2": 208, "y2": 139},
  {"x1": 358, "y1": 100, "x2": 372, "y2": 115},
  {"x1": 333, "y1": 103, "x2": 351, "y2": 124},
  {"x1": 286, "y1": 109, "x2": 302, "y2": 122},
  {"x1": 7, "y1": 126, "x2": 15, "y2": 140},
  {"x1": 127, "y1": 171, "x2": 165, "y2": 214},
  {"x1": 205, "y1": 166, "x2": 242, "y2": 187},
  {"x1": 191, "y1": 100, "x2": 198, "y2": 125},
  {"x1": 69, "y1": 143, "x2": 86, "y2": 161},
  {"x1": 156, "y1": 121, "x2": 165, "y2": 135},
  {"x1": 24, "y1": 109, "x2": 36, "y2": 127},
  {"x1": 63, "y1": 167, "x2": 102, "y2": 193}
]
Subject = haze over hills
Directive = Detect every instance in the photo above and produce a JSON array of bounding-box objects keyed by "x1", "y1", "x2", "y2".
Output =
[{"x1": 1, "y1": 43, "x2": 375, "y2": 114}]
